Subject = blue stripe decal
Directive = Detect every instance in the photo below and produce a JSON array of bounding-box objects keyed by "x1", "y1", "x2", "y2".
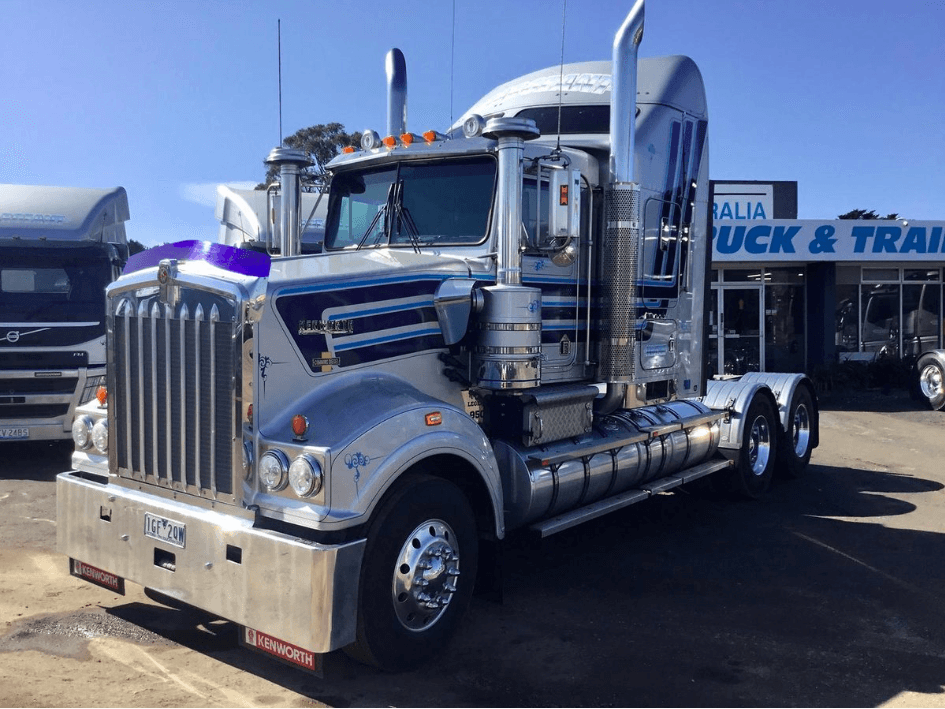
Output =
[
  {"x1": 335, "y1": 327, "x2": 443, "y2": 352},
  {"x1": 279, "y1": 273, "x2": 454, "y2": 296},
  {"x1": 329, "y1": 299, "x2": 433, "y2": 320}
]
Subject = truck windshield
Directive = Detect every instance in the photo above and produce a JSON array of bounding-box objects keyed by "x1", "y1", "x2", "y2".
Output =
[
  {"x1": 324, "y1": 156, "x2": 495, "y2": 249},
  {"x1": 0, "y1": 246, "x2": 113, "y2": 322}
]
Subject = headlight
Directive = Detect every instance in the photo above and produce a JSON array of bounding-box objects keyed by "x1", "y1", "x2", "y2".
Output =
[
  {"x1": 72, "y1": 416, "x2": 94, "y2": 450},
  {"x1": 91, "y1": 419, "x2": 108, "y2": 453},
  {"x1": 259, "y1": 450, "x2": 289, "y2": 492},
  {"x1": 289, "y1": 454, "x2": 323, "y2": 498}
]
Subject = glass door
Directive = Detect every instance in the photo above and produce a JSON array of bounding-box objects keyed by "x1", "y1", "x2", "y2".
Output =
[{"x1": 717, "y1": 286, "x2": 762, "y2": 375}]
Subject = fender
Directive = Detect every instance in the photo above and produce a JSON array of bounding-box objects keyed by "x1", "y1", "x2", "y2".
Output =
[
  {"x1": 260, "y1": 371, "x2": 504, "y2": 537},
  {"x1": 702, "y1": 377, "x2": 777, "y2": 452},
  {"x1": 703, "y1": 372, "x2": 819, "y2": 451}
]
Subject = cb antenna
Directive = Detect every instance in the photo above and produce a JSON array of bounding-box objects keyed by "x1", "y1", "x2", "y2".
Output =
[
  {"x1": 278, "y1": 18, "x2": 283, "y2": 144},
  {"x1": 555, "y1": 0, "x2": 567, "y2": 152}
]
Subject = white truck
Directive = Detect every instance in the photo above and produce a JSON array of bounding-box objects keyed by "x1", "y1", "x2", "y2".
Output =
[
  {"x1": 0, "y1": 185, "x2": 129, "y2": 442},
  {"x1": 58, "y1": 0, "x2": 818, "y2": 673}
]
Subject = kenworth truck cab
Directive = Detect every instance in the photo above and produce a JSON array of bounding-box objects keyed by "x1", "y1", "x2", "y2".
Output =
[
  {"x1": 58, "y1": 1, "x2": 818, "y2": 672},
  {"x1": 0, "y1": 185, "x2": 129, "y2": 442}
]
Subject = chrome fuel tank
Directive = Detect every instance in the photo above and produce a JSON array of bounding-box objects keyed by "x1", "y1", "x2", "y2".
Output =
[{"x1": 494, "y1": 399, "x2": 721, "y2": 530}]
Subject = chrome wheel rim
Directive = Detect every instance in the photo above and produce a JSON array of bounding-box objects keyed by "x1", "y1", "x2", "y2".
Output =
[
  {"x1": 792, "y1": 403, "x2": 811, "y2": 458},
  {"x1": 392, "y1": 519, "x2": 460, "y2": 632},
  {"x1": 920, "y1": 364, "x2": 944, "y2": 400},
  {"x1": 747, "y1": 414, "x2": 772, "y2": 476}
]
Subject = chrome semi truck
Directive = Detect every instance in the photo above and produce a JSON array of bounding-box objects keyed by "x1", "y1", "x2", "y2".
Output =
[
  {"x1": 0, "y1": 185, "x2": 129, "y2": 442},
  {"x1": 58, "y1": 0, "x2": 818, "y2": 672}
]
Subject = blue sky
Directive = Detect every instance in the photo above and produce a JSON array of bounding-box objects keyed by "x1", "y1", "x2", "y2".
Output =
[{"x1": 3, "y1": 0, "x2": 943, "y2": 247}]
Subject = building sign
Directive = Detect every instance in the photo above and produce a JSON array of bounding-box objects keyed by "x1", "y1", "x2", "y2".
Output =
[
  {"x1": 712, "y1": 220, "x2": 945, "y2": 262},
  {"x1": 713, "y1": 183, "x2": 773, "y2": 221}
]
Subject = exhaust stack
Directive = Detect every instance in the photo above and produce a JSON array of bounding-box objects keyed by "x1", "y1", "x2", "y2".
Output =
[
  {"x1": 386, "y1": 48, "x2": 407, "y2": 137},
  {"x1": 598, "y1": 0, "x2": 645, "y2": 410}
]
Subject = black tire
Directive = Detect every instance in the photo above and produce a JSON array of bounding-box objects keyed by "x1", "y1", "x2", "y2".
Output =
[
  {"x1": 915, "y1": 354, "x2": 945, "y2": 410},
  {"x1": 777, "y1": 386, "x2": 814, "y2": 479},
  {"x1": 344, "y1": 475, "x2": 478, "y2": 672},
  {"x1": 730, "y1": 395, "x2": 778, "y2": 498}
]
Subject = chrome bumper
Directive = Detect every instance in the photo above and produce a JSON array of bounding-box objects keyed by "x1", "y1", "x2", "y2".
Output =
[{"x1": 56, "y1": 471, "x2": 365, "y2": 653}]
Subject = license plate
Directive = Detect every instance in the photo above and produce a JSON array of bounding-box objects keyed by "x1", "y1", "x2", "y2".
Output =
[
  {"x1": 144, "y1": 513, "x2": 186, "y2": 548},
  {"x1": 0, "y1": 427, "x2": 28, "y2": 440}
]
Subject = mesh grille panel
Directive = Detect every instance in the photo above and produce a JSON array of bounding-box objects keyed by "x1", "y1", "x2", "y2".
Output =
[{"x1": 599, "y1": 183, "x2": 640, "y2": 381}]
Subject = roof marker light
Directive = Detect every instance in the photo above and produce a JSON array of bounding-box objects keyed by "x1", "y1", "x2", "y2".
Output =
[
  {"x1": 96, "y1": 386, "x2": 108, "y2": 406},
  {"x1": 423, "y1": 130, "x2": 447, "y2": 143},
  {"x1": 342, "y1": 146, "x2": 356, "y2": 154},
  {"x1": 382, "y1": 135, "x2": 398, "y2": 148}
]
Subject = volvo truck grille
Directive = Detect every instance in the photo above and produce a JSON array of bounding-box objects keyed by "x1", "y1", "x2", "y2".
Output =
[{"x1": 111, "y1": 292, "x2": 240, "y2": 502}]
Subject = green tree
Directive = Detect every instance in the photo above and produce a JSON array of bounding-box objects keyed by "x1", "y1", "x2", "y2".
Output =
[
  {"x1": 128, "y1": 238, "x2": 147, "y2": 256},
  {"x1": 838, "y1": 208, "x2": 900, "y2": 220},
  {"x1": 259, "y1": 123, "x2": 362, "y2": 192}
]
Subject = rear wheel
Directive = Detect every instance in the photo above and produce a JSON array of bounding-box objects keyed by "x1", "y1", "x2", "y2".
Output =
[
  {"x1": 916, "y1": 354, "x2": 945, "y2": 410},
  {"x1": 777, "y1": 387, "x2": 814, "y2": 478},
  {"x1": 344, "y1": 475, "x2": 478, "y2": 671},
  {"x1": 730, "y1": 395, "x2": 778, "y2": 498}
]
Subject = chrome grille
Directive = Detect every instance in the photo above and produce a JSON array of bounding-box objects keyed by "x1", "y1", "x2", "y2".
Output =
[{"x1": 111, "y1": 291, "x2": 239, "y2": 501}]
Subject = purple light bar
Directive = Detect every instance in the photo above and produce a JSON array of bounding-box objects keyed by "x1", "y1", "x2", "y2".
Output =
[{"x1": 123, "y1": 240, "x2": 271, "y2": 278}]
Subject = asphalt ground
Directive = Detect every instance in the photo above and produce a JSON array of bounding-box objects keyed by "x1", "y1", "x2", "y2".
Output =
[{"x1": 1, "y1": 386, "x2": 945, "y2": 707}]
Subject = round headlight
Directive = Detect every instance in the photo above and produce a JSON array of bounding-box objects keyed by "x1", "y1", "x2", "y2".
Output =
[
  {"x1": 242, "y1": 441, "x2": 255, "y2": 480},
  {"x1": 289, "y1": 454, "x2": 323, "y2": 498},
  {"x1": 72, "y1": 416, "x2": 94, "y2": 450},
  {"x1": 259, "y1": 449, "x2": 289, "y2": 492},
  {"x1": 91, "y1": 419, "x2": 108, "y2": 453}
]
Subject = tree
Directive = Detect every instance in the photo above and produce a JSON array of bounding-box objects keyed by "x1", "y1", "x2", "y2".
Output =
[
  {"x1": 838, "y1": 208, "x2": 900, "y2": 220},
  {"x1": 128, "y1": 239, "x2": 147, "y2": 256},
  {"x1": 259, "y1": 123, "x2": 362, "y2": 192}
]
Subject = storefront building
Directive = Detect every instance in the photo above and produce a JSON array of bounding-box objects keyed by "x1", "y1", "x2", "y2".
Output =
[{"x1": 709, "y1": 180, "x2": 945, "y2": 375}]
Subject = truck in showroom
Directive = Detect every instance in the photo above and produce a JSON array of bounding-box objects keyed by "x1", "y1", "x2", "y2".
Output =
[
  {"x1": 0, "y1": 185, "x2": 129, "y2": 442},
  {"x1": 58, "y1": 0, "x2": 818, "y2": 672}
]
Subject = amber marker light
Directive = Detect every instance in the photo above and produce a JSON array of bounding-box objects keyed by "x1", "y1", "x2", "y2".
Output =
[
  {"x1": 292, "y1": 414, "x2": 309, "y2": 438},
  {"x1": 382, "y1": 135, "x2": 398, "y2": 148},
  {"x1": 342, "y1": 146, "x2": 356, "y2": 154},
  {"x1": 95, "y1": 386, "x2": 108, "y2": 406},
  {"x1": 400, "y1": 133, "x2": 415, "y2": 147},
  {"x1": 425, "y1": 412, "x2": 442, "y2": 426}
]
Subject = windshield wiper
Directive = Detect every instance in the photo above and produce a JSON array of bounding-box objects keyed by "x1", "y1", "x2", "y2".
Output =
[
  {"x1": 390, "y1": 180, "x2": 421, "y2": 253},
  {"x1": 355, "y1": 182, "x2": 395, "y2": 250}
]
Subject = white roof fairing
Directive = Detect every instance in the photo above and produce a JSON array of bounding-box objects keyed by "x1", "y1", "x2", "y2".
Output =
[
  {"x1": 453, "y1": 55, "x2": 707, "y2": 133},
  {"x1": 0, "y1": 184, "x2": 129, "y2": 244}
]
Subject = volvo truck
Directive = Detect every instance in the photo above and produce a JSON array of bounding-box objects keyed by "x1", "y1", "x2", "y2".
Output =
[
  {"x1": 0, "y1": 185, "x2": 129, "y2": 442},
  {"x1": 58, "y1": 0, "x2": 818, "y2": 672}
]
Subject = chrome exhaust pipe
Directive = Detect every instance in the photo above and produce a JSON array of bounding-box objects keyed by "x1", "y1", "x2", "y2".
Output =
[{"x1": 386, "y1": 48, "x2": 407, "y2": 137}]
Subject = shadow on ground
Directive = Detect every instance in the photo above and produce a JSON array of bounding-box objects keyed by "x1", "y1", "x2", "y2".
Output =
[{"x1": 90, "y1": 462, "x2": 945, "y2": 707}]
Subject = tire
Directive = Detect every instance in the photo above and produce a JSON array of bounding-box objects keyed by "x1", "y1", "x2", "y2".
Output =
[
  {"x1": 730, "y1": 395, "x2": 778, "y2": 498},
  {"x1": 915, "y1": 354, "x2": 945, "y2": 410},
  {"x1": 344, "y1": 475, "x2": 478, "y2": 672},
  {"x1": 777, "y1": 387, "x2": 814, "y2": 479}
]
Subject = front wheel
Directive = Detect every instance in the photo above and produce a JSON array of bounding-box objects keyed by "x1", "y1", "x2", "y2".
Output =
[
  {"x1": 344, "y1": 475, "x2": 478, "y2": 671},
  {"x1": 915, "y1": 354, "x2": 945, "y2": 410},
  {"x1": 777, "y1": 387, "x2": 814, "y2": 478},
  {"x1": 730, "y1": 395, "x2": 778, "y2": 498}
]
